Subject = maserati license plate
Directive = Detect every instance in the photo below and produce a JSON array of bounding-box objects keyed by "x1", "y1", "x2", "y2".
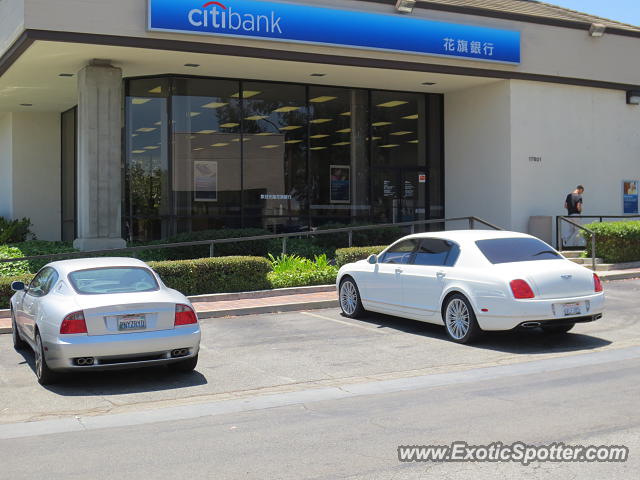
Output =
[{"x1": 118, "y1": 315, "x2": 146, "y2": 331}]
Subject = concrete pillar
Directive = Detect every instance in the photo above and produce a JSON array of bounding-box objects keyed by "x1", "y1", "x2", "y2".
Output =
[{"x1": 74, "y1": 60, "x2": 126, "y2": 251}]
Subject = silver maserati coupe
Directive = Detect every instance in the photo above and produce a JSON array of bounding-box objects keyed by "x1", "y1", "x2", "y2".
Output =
[{"x1": 10, "y1": 257, "x2": 201, "y2": 385}]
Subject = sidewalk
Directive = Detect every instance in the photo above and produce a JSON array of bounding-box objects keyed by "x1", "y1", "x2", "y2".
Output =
[
  {"x1": 0, "y1": 286, "x2": 338, "y2": 334},
  {"x1": 1, "y1": 268, "x2": 639, "y2": 334}
]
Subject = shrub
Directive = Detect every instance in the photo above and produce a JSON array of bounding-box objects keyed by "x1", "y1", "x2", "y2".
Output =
[
  {"x1": 582, "y1": 221, "x2": 640, "y2": 263},
  {"x1": 0, "y1": 241, "x2": 77, "y2": 277},
  {"x1": 0, "y1": 217, "x2": 33, "y2": 243},
  {"x1": 267, "y1": 253, "x2": 338, "y2": 288},
  {"x1": 149, "y1": 256, "x2": 272, "y2": 296},
  {"x1": 312, "y1": 222, "x2": 406, "y2": 249},
  {"x1": 335, "y1": 245, "x2": 388, "y2": 267},
  {"x1": 0, "y1": 274, "x2": 34, "y2": 310},
  {"x1": 134, "y1": 228, "x2": 274, "y2": 262}
]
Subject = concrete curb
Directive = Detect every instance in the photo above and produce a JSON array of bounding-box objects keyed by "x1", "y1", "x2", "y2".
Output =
[
  {"x1": 197, "y1": 300, "x2": 339, "y2": 319},
  {"x1": 189, "y1": 285, "x2": 335, "y2": 303},
  {"x1": 600, "y1": 271, "x2": 640, "y2": 281}
]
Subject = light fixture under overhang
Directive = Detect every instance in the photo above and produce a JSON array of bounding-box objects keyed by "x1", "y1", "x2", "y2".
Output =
[
  {"x1": 395, "y1": 0, "x2": 416, "y2": 14},
  {"x1": 377, "y1": 100, "x2": 408, "y2": 108},
  {"x1": 422, "y1": 82, "x2": 436, "y2": 86},
  {"x1": 58, "y1": 73, "x2": 74, "y2": 77},
  {"x1": 589, "y1": 23, "x2": 606, "y2": 37},
  {"x1": 19, "y1": 103, "x2": 33, "y2": 107},
  {"x1": 627, "y1": 91, "x2": 640, "y2": 105},
  {"x1": 184, "y1": 63, "x2": 200, "y2": 68},
  {"x1": 310, "y1": 73, "x2": 326, "y2": 77},
  {"x1": 310, "y1": 96, "x2": 337, "y2": 103}
]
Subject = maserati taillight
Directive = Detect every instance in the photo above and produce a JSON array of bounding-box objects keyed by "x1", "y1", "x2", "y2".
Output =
[{"x1": 60, "y1": 311, "x2": 87, "y2": 334}]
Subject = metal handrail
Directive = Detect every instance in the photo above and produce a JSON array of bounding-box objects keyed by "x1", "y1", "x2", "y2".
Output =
[
  {"x1": 556, "y1": 215, "x2": 640, "y2": 271},
  {"x1": 0, "y1": 216, "x2": 501, "y2": 265},
  {"x1": 556, "y1": 217, "x2": 596, "y2": 271}
]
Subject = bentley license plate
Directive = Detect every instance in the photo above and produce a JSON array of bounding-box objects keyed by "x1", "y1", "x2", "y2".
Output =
[
  {"x1": 563, "y1": 303, "x2": 581, "y2": 316},
  {"x1": 118, "y1": 315, "x2": 146, "y2": 331}
]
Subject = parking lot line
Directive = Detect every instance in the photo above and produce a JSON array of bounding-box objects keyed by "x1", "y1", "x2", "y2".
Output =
[{"x1": 301, "y1": 311, "x2": 389, "y2": 334}]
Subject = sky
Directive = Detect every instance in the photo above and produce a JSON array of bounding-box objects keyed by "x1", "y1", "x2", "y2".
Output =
[{"x1": 544, "y1": 0, "x2": 640, "y2": 27}]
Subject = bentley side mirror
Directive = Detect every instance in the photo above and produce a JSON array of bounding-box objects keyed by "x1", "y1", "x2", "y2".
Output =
[
  {"x1": 367, "y1": 254, "x2": 378, "y2": 265},
  {"x1": 11, "y1": 281, "x2": 25, "y2": 291}
]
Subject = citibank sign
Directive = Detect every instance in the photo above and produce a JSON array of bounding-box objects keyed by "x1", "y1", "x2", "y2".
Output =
[
  {"x1": 148, "y1": 0, "x2": 521, "y2": 64},
  {"x1": 187, "y1": 1, "x2": 283, "y2": 34}
]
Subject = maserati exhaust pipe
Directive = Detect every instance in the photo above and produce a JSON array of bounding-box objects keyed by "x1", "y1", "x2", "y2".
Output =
[{"x1": 75, "y1": 357, "x2": 95, "y2": 366}]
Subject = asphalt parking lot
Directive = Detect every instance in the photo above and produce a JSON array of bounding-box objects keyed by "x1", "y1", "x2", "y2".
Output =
[{"x1": 1, "y1": 279, "x2": 639, "y2": 425}]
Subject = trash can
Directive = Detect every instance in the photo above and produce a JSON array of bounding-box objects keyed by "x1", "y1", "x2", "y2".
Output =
[{"x1": 528, "y1": 216, "x2": 553, "y2": 245}]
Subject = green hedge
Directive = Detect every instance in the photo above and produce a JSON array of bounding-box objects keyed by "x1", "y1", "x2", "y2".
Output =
[
  {"x1": 0, "y1": 257, "x2": 272, "y2": 309},
  {"x1": 335, "y1": 245, "x2": 387, "y2": 267},
  {"x1": 0, "y1": 217, "x2": 32, "y2": 243},
  {"x1": 268, "y1": 270, "x2": 337, "y2": 289},
  {"x1": 583, "y1": 221, "x2": 640, "y2": 263},
  {"x1": 135, "y1": 228, "x2": 274, "y2": 262},
  {"x1": 314, "y1": 223, "x2": 406, "y2": 249},
  {"x1": 0, "y1": 274, "x2": 34, "y2": 311},
  {"x1": 149, "y1": 256, "x2": 272, "y2": 296},
  {"x1": 0, "y1": 241, "x2": 77, "y2": 277}
]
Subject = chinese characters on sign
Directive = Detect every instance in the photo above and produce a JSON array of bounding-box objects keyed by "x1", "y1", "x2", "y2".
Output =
[{"x1": 443, "y1": 38, "x2": 495, "y2": 57}]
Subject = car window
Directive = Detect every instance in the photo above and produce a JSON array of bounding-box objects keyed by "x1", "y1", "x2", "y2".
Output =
[
  {"x1": 379, "y1": 239, "x2": 419, "y2": 264},
  {"x1": 411, "y1": 239, "x2": 460, "y2": 267},
  {"x1": 68, "y1": 267, "x2": 159, "y2": 295},
  {"x1": 476, "y1": 238, "x2": 561, "y2": 264},
  {"x1": 28, "y1": 268, "x2": 57, "y2": 297}
]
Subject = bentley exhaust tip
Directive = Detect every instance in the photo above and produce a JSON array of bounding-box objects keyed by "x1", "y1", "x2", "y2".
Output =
[
  {"x1": 521, "y1": 322, "x2": 541, "y2": 328},
  {"x1": 171, "y1": 349, "x2": 188, "y2": 358}
]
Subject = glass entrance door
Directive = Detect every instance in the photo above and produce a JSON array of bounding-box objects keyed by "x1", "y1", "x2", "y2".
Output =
[{"x1": 372, "y1": 167, "x2": 427, "y2": 224}]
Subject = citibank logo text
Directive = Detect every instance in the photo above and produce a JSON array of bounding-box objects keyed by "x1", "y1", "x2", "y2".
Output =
[{"x1": 188, "y1": 1, "x2": 283, "y2": 34}]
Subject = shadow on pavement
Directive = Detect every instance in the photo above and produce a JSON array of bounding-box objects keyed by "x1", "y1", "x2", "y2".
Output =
[
  {"x1": 350, "y1": 312, "x2": 612, "y2": 354},
  {"x1": 16, "y1": 348, "x2": 208, "y2": 396}
]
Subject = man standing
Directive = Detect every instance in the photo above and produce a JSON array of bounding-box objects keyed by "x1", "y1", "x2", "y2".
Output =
[{"x1": 563, "y1": 185, "x2": 584, "y2": 247}]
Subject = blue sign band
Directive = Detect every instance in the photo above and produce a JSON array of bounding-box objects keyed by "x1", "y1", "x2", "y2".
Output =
[{"x1": 148, "y1": 0, "x2": 521, "y2": 64}]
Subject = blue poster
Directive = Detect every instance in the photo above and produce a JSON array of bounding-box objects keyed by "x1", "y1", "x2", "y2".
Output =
[
  {"x1": 623, "y1": 180, "x2": 638, "y2": 214},
  {"x1": 148, "y1": 0, "x2": 521, "y2": 64}
]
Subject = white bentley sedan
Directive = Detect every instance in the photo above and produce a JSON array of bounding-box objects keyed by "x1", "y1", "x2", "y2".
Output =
[
  {"x1": 337, "y1": 231, "x2": 604, "y2": 344},
  {"x1": 10, "y1": 258, "x2": 201, "y2": 385}
]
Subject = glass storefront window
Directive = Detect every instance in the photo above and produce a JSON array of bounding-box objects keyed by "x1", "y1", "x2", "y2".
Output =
[
  {"x1": 172, "y1": 78, "x2": 242, "y2": 234},
  {"x1": 241, "y1": 82, "x2": 308, "y2": 232},
  {"x1": 308, "y1": 87, "x2": 369, "y2": 227},
  {"x1": 125, "y1": 78, "x2": 170, "y2": 242},
  {"x1": 371, "y1": 91, "x2": 428, "y2": 225},
  {"x1": 124, "y1": 77, "x2": 444, "y2": 242}
]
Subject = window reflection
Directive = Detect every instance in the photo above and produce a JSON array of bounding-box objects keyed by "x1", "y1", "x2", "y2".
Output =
[
  {"x1": 242, "y1": 82, "x2": 307, "y2": 232},
  {"x1": 172, "y1": 78, "x2": 242, "y2": 234},
  {"x1": 124, "y1": 77, "x2": 444, "y2": 242},
  {"x1": 308, "y1": 87, "x2": 369, "y2": 227},
  {"x1": 125, "y1": 78, "x2": 169, "y2": 242},
  {"x1": 371, "y1": 91, "x2": 428, "y2": 225}
]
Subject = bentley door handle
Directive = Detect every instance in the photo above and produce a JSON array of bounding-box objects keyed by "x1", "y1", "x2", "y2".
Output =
[{"x1": 436, "y1": 271, "x2": 446, "y2": 279}]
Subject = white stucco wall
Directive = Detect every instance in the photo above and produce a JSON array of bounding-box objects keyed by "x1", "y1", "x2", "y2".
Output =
[
  {"x1": 509, "y1": 80, "x2": 640, "y2": 238},
  {"x1": 0, "y1": 112, "x2": 12, "y2": 219},
  {"x1": 0, "y1": 0, "x2": 24, "y2": 55},
  {"x1": 10, "y1": 112, "x2": 61, "y2": 240},
  {"x1": 444, "y1": 80, "x2": 512, "y2": 230}
]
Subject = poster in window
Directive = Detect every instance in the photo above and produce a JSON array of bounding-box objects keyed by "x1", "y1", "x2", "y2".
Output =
[
  {"x1": 194, "y1": 160, "x2": 218, "y2": 202},
  {"x1": 623, "y1": 180, "x2": 638, "y2": 214},
  {"x1": 330, "y1": 165, "x2": 350, "y2": 204}
]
